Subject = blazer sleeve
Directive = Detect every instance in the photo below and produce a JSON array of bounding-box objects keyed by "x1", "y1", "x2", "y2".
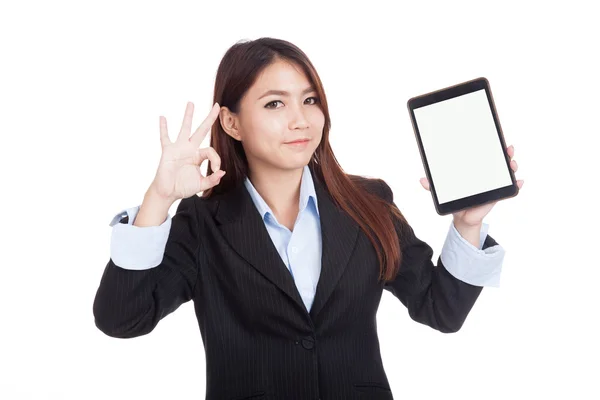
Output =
[
  {"x1": 93, "y1": 196, "x2": 201, "y2": 338},
  {"x1": 379, "y1": 179, "x2": 498, "y2": 333}
]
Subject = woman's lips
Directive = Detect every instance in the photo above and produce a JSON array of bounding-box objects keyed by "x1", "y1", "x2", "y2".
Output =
[
  {"x1": 284, "y1": 139, "x2": 310, "y2": 148},
  {"x1": 285, "y1": 139, "x2": 310, "y2": 144}
]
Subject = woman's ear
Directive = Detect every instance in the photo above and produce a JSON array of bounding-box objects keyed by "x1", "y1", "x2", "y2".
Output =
[{"x1": 219, "y1": 106, "x2": 242, "y2": 141}]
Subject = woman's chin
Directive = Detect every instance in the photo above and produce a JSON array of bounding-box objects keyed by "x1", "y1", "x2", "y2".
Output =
[{"x1": 274, "y1": 157, "x2": 312, "y2": 171}]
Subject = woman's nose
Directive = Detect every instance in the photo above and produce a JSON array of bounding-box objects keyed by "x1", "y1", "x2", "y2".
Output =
[{"x1": 289, "y1": 105, "x2": 309, "y2": 129}]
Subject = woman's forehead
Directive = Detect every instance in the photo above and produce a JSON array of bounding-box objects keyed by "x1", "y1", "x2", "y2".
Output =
[{"x1": 250, "y1": 61, "x2": 312, "y2": 97}]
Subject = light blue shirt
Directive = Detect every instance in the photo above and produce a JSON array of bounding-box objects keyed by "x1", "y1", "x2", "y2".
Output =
[
  {"x1": 242, "y1": 165, "x2": 322, "y2": 311},
  {"x1": 109, "y1": 165, "x2": 505, "y2": 312}
]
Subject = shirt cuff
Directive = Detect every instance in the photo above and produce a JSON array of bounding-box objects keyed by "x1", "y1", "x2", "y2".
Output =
[
  {"x1": 440, "y1": 221, "x2": 505, "y2": 287},
  {"x1": 109, "y1": 205, "x2": 172, "y2": 270}
]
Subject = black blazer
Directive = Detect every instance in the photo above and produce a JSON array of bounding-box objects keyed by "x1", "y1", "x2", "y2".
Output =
[{"x1": 93, "y1": 169, "x2": 499, "y2": 400}]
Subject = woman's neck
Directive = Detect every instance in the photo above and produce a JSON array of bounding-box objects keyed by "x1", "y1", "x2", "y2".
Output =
[{"x1": 248, "y1": 164, "x2": 304, "y2": 218}]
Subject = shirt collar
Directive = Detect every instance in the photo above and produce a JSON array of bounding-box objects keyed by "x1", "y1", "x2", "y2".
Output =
[{"x1": 243, "y1": 164, "x2": 320, "y2": 220}]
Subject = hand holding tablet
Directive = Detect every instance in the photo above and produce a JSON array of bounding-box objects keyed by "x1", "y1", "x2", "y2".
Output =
[{"x1": 407, "y1": 77, "x2": 524, "y2": 222}]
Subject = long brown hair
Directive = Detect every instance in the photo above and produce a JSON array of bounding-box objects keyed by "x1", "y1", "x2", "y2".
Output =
[{"x1": 203, "y1": 37, "x2": 407, "y2": 282}]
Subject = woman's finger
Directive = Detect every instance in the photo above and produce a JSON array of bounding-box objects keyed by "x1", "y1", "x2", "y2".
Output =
[
  {"x1": 176, "y1": 102, "x2": 195, "y2": 143},
  {"x1": 159, "y1": 116, "x2": 171, "y2": 148},
  {"x1": 190, "y1": 103, "x2": 221, "y2": 147},
  {"x1": 196, "y1": 146, "x2": 222, "y2": 172},
  {"x1": 200, "y1": 169, "x2": 226, "y2": 191},
  {"x1": 507, "y1": 144, "x2": 514, "y2": 159},
  {"x1": 209, "y1": 169, "x2": 226, "y2": 184}
]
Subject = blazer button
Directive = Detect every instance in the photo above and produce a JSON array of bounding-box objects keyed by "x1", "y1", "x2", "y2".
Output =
[{"x1": 301, "y1": 336, "x2": 315, "y2": 350}]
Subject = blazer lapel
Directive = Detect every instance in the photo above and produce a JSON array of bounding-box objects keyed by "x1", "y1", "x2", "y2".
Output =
[
  {"x1": 309, "y1": 175, "x2": 360, "y2": 321},
  {"x1": 214, "y1": 169, "x2": 360, "y2": 322},
  {"x1": 215, "y1": 180, "x2": 308, "y2": 315}
]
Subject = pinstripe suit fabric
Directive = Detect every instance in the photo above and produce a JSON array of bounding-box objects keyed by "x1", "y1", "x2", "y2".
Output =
[{"x1": 93, "y1": 168, "x2": 497, "y2": 399}]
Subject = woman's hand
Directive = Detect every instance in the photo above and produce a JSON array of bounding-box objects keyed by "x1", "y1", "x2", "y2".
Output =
[
  {"x1": 419, "y1": 144, "x2": 524, "y2": 227},
  {"x1": 150, "y1": 102, "x2": 225, "y2": 202}
]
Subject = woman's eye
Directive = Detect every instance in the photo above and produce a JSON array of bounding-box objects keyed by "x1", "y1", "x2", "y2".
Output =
[
  {"x1": 264, "y1": 97, "x2": 320, "y2": 109},
  {"x1": 265, "y1": 100, "x2": 282, "y2": 109}
]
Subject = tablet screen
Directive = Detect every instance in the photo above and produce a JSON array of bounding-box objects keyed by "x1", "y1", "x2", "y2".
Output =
[{"x1": 413, "y1": 89, "x2": 512, "y2": 204}]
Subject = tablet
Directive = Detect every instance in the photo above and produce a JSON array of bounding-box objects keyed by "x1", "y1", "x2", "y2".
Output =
[{"x1": 407, "y1": 77, "x2": 518, "y2": 216}]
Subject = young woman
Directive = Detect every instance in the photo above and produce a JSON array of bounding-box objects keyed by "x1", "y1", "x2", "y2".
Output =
[{"x1": 94, "y1": 37, "x2": 522, "y2": 400}]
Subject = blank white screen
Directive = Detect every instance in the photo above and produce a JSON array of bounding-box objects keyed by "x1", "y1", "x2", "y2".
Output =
[{"x1": 413, "y1": 89, "x2": 512, "y2": 204}]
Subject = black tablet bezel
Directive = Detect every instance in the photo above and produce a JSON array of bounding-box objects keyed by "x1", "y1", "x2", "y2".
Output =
[{"x1": 406, "y1": 77, "x2": 519, "y2": 216}]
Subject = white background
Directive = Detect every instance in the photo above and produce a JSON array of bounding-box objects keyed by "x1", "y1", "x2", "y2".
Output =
[{"x1": 1, "y1": 0, "x2": 598, "y2": 399}]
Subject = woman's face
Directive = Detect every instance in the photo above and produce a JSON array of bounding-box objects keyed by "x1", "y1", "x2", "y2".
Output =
[{"x1": 222, "y1": 59, "x2": 325, "y2": 173}]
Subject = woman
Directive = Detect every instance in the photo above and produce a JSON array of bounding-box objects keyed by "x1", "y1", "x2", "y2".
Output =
[{"x1": 94, "y1": 37, "x2": 522, "y2": 399}]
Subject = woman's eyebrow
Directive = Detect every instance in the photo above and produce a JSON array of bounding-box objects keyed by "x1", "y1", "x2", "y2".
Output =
[{"x1": 258, "y1": 86, "x2": 316, "y2": 100}]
